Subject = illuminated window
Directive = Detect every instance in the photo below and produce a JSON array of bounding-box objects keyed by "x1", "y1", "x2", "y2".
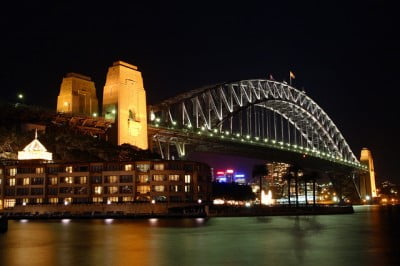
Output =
[
  {"x1": 136, "y1": 164, "x2": 150, "y2": 172},
  {"x1": 9, "y1": 178, "x2": 16, "y2": 186},
  {"x1": 36, "y1": 198, "x2": 43, "y2": 204},
  {"x1": 138, "y1": 175, "x2": 149, "y2": 183},
  {"x1": 92, "y1": 197, "x2": 103, "y2": 203},
  {"x1": 153, "y1": 175, "x2": 165, "y2": 181},
  {"x1": 36, "y1": 167, "x2": 44, "y2": 174},
  {"x1": 154, "y1": 163, "x2": 164, "y2": 170},
  {"x1": 64, "y1": 177, "x2": 73, "y2": 184},
  {"x1": 108, "y1": 186, "x2": 118, "y2": 194},
  {"x1": 108, "y1": 196, "x2": 118, "y2": 203},
  {"x1": 94, "y1": 186, "x2": 103, "y2": 194},
  {"x1": 9, "y1": 168, "x2": 17, "y2": 176},
  {"x1": 23, "y1": 178, "x2": 30, "y2": 186},
  {"x1": 124, "y1": 164, "x2": 132, "y2": 171},
  {"x1": 79, "y1": 176, "x2": 87, "y2": 184},
  {"x1": 170, "y1": 185, "x2": 180, "y2": 192},
  {"x1": 169, "y1": 175, "x2": 180, "y2": 181},
  {"x1": 64, "y1": 197, "x2": 72, "y2": 204},
  {"x1": 137, "y1": 185, "x2": 150, "y2": 194},
  {"x1": 108, "y1": 176, "x2": 118, "y2": 183},
  {"x1": 153, "y1": 185, "x2": 165, "y2": 192},
  {"x1": 185, "y1": 175, "x2": 191, "y2": 183},
  {"x1": 0, "y1": 178, "x2": 2, "y2": 185},
  {"x1": 49, "y1": 177, "x2": 57, "y2": 185},
  {"x1": 22, "y1": 198, "x2": 29, "y2": 205},
  {"x1": 4, "y1": 199, "x2": 16, "y2": 208},
  {"x1": 65, "y1": 166, "x2": 73, "y2": 173},
  {"x1": 49, "y1": 198, "x2": 58, "y2": 204},
  {"x1": 122, "y1": 196, "x2": 133, "y2": 202},
  {"x1": 185, "y1": 185, "x2": 191, "y2": 192},
  {"x1": 0, "y1": 168, "x2": 3, "y2": 174}
]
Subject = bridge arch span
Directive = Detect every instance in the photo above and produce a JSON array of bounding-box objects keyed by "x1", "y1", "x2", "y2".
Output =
[{"x1": 150, "y1": 79, "x2": 358, "y2": 164}]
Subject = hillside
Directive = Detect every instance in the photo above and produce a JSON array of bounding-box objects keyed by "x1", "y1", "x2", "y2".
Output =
[{"x1": 0, "y1": 103, "x2": 160, "y2": 162}]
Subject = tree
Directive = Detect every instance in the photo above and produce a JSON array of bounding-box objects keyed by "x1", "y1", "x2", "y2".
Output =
[
  {"x1": 252, "y1": 164, "x2": 269, "y2": 204},
  {"x1": 286, "y1": 165, "x2": 302, "y2": 207}
]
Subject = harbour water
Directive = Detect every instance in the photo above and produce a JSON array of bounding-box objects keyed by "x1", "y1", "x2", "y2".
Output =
[{"x1": 1, "y1": 205, "x2": 399, "y2": 266}]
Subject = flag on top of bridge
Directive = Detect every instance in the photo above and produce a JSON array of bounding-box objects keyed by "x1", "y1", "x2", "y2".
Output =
[
  {"x1": 289, "y1": 71, "x2": 295, "y2": 79},
  {"x1": 269, "y1": 74, "x2": 275, "y2": 80}
]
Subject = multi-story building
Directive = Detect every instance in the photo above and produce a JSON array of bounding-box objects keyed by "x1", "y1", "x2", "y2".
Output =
[{"x1": 0, "y1": 160, "x2": 211, "y2": 211}]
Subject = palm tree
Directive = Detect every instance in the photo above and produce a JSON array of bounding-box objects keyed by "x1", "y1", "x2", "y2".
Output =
[
  {"x1": 283, "y1": 171, "x2": 293, "y2": 206},
  {"x1": 309, "y1": 171, "x2": 320, "y2": 207},
  {"x1": 252, "y1": 164, "x2": 269, "y2": 204},
  {"x1": 287, "y1": 165, "x2": 302, "y2": 208}
]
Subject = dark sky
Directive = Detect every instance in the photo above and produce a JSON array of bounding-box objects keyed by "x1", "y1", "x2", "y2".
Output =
[{"x1": 1, "y1": 1, "x2": 399, "y2": 183}]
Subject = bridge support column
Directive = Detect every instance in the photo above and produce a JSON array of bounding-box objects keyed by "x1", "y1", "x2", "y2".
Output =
[{"x1": 359, "y1": 148, "x2": 377, "y2": 199}]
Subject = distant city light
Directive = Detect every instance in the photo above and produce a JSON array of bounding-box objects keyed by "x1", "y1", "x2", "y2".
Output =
[
  {"x1": 226, "y1": 169, "x2": 234, "y2": 174},
  {"x1": 234, "y1": 174, "x2": 245, "y2": 178},
  {"x1": 18, "y1": 93, "x2": 24, "y2": 99}
]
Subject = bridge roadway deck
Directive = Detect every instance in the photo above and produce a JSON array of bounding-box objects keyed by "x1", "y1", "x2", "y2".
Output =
[{"x1": 149, "y1": 126, "x2": 365, "y2": 174}]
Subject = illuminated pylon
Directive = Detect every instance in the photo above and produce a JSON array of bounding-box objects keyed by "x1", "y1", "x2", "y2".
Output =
[
  {"x1": 102, "y1": 61, "x2": 148, "y2": 149},
  {"x1": 359, "y1": 148, "x2": 377, "y2": 198}
]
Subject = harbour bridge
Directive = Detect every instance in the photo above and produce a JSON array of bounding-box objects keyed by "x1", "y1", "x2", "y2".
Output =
[{"x1": 56, "y1": 61, "x2": 376, "y2": 201}]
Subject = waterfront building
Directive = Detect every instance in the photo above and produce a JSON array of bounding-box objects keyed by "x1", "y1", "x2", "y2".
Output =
[{"x1": 0, "y1": 160, "x2": 211, "y2": 211}]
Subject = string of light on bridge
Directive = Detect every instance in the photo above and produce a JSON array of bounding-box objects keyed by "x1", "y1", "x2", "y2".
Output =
[{"x1": 151, "y1": 118, "x2": 367, "y2": 171}]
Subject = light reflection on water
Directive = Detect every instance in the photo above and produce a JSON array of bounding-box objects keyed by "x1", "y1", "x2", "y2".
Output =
[{"x1": 1, "y1": 205, "x2": 399, "y2": 266}]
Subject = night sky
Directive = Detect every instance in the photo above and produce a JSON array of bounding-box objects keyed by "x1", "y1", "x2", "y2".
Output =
[{"x1": 1, "y1": 1, "x2": 399, "y2": 182}]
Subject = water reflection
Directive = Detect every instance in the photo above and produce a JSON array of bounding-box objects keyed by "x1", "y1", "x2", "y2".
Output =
[{"x1": 0, "y1": 208, "x2": 399, "y2": 266}]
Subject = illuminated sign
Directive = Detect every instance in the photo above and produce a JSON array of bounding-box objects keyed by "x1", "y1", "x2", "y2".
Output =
[
  {"x1": 216, "y1": 171, "x2": 225, "y2": 175},
  {"x1": 234, "y1": 174, "x2": 245, "y2": 178},
  {"x1": 226, "y1": 169, "x2": 234, "y2": 174}
]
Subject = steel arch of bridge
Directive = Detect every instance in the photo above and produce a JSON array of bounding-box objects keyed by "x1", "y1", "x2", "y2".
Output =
[{"x1": 150, "y1": 79, "x2": 359, "y2": 166}]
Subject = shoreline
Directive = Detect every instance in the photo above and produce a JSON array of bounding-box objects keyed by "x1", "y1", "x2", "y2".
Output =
[{"x1": 1, "y1": 204, "x2": 356, "y2": 221}]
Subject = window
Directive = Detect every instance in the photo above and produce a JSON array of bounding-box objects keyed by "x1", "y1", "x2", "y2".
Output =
[
  {"x1": 49, "y1": 198, "x2": 58, "y2": 204},
  {"x1": 94, "y1": 186, "x2": 103, "y2": 194},
  {"x1": 108, "y1": 186, "x2": 118, "y2": 194},
  {"x1": 74, "y1": 187, "x2": 87, "y2": 194},
  {"x1": 91, "y1": 165, "x2": 103, "y2": 172},
  {"x1": 137, "y1": 175, "x2": 149, "y2": 183},
  {"x1": 32, "y1": 177, "x2": 44, "y2": 185},
  {"x1": 0, "y1": 168, "x2": 3, "y2": 174},
  {"x1": 31, "y1": 188, "x2": 43, "y2": 195},
  {"x1": 59, "y1": 187, "x2": 73, "y2": 194},
  {"x1": 185, "y1": 175, "x2": 191, "y2": 184},
  {"x1": 154, "y1": 163, "x2": 164, "y2": 170},
  {"x1": 23, "y1": 178, "x2": 30, "y2": 185},
  {"x1": 91, "y1": 176, "x2": 102, "y2": 184},
  {"x1": 9, "y1": 168, "x2": 17, "y2": 176},
  {"x1": 92, "y1": 197, "x2": 103, "y2": 203},
  {"x1": 124, "y1": 164, "x2": 132, "y2": 171},
  {"x1": 36, "y1": 167, "x2": 44, "y2": 174},
  {"x1": 107, "y1": 196, "x2": 118, "y2": 203},
  {"x1": 22, "y1": 198, "x2": 29, "y2": 205},
  {"x1": 169, "y1": 175, "x2": 180, "y2": 181},
  {"x1": 79, "y1": 176, "x2": 87, "y2": 184},
  {"x1": 62, "y1": 177, "x2": 73, "y2": 184},
  {"x1": 4, "y1": 199, "x2": 16, "y2": 208},
  {"x1": 122, "y1": 196, "x2": 133, "y2": 202},
  {"x1": 153, "y1": 185, "x2": 165, "y2": 192},
  {"x1": 48, "y1": 187, "x2": 58, "y2": 195},
  {"x1": 17, "y1": 188, "x2": 29, "y2": 195},
  {"x1": 153, "y1": 175, "x2": 165, "y2": 181},
  {"x1": 137, "y1": 185, "x2": 150, "y2": 194},
  {"x1": 136, "y1": 163, "x2": 150, "y2": 172},
  {"x1": 120, "y1": 185, "x2": 133, "y2": 193},
  {"x1": 36, "y1": 198, "x2": 43, "y2": 204},
  {"x1": 65, "y1": 166, "x2": 73, "y2": 173},
  {"x1": 49, "y1": 177, "x2": 58, "y2": 185},
  {"x1": 107, "y1": 176, "x2": 118, "y2": 183},
  {"x1": 185, "y1": 185, "x2": 191, "y2": 192},
  {"x1": 120, "y1": 175, "x2": 133, "y2": 183},
  {"x1": 9, "y1": 178, "x2": 16, "y2": 186},
  {"x1": 169, "y1": 185, "x2": 181, "y2": 192}
]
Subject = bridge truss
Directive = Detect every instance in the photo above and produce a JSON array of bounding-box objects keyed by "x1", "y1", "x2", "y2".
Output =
[{"x1": 149, "y1": 79, "x2": 365, "y2": 171}]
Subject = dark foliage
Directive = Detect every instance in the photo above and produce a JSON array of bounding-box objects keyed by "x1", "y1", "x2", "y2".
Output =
[{"x1": 212, "y1": 182, "x2": 256, "y2": 201}]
